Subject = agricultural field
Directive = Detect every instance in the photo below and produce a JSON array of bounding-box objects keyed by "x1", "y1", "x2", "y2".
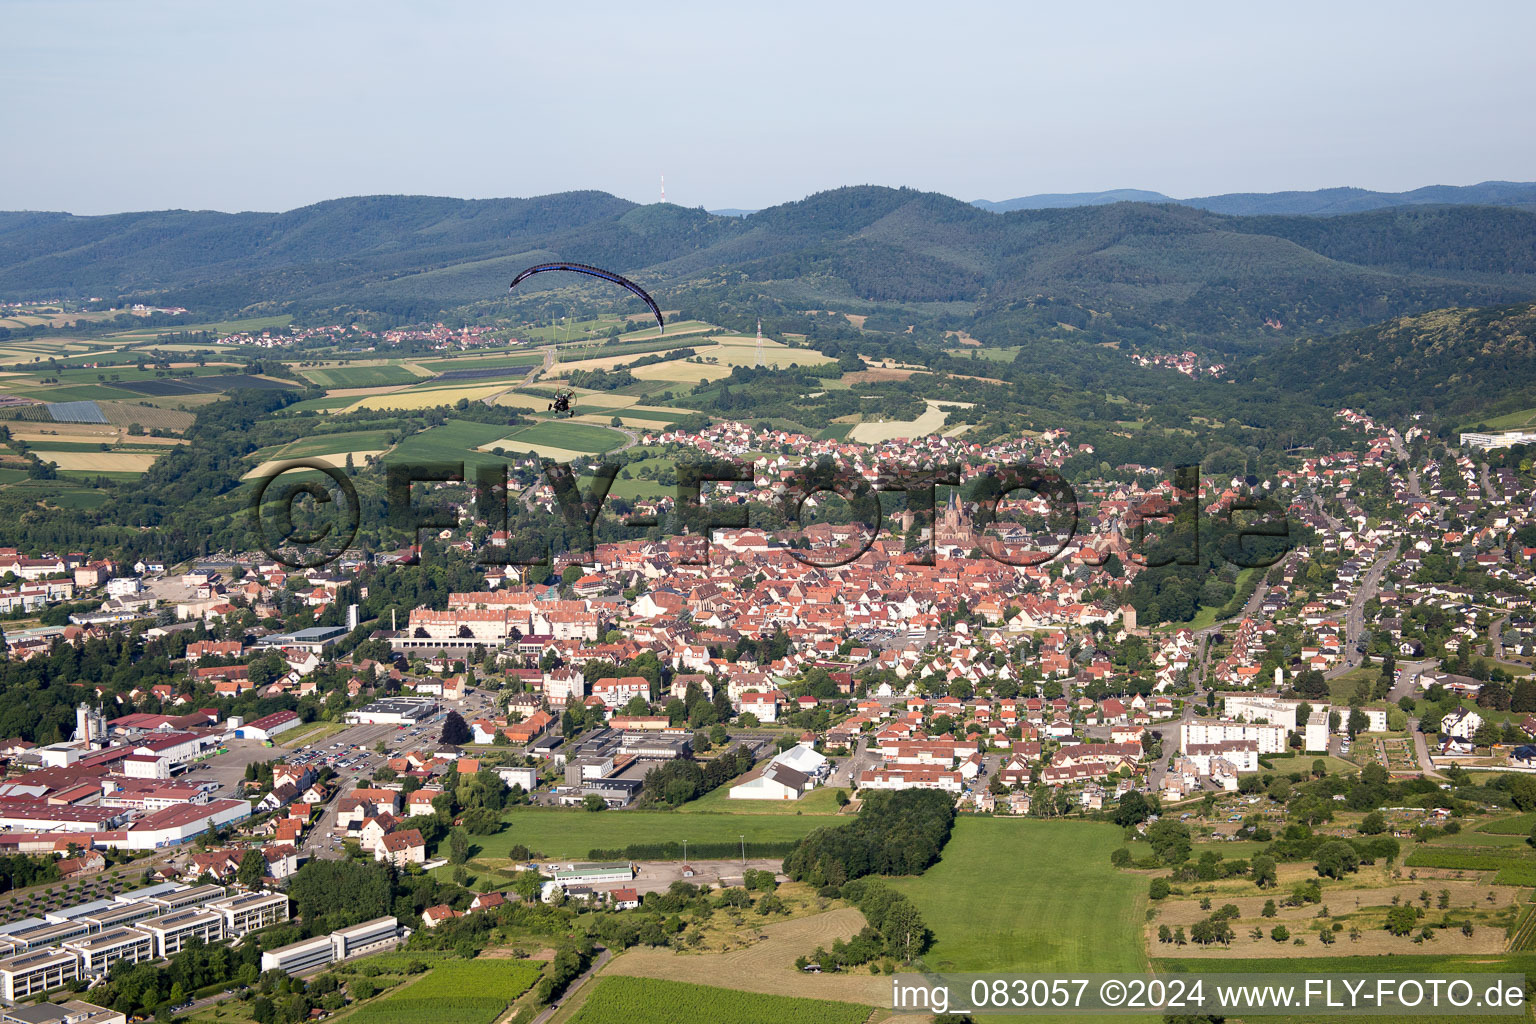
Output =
[
  {"x1": 271, "y1": 429, "x2": 398, "y2": 459},
  {"x1": 300, "y1": 364, "x2": 426, "y2": 388},
  {"x1": 345, "y1": 382, "x2": 513, "y2": 412},
  {"x1": 279, "y1": 395, "x2": 364, "y2": 414},
  {"x1": 36, "y1": 451, "x2": 162, "y2": 473},
  {"x1": 343, "y1": 959, "x2": 540, "y2": 1024},
  {"x1": 463, "y1": 807, "x2": 832, "y2": 861},
  {"x1": 244, "y1": 450, "x2": 388, "y2": 481},
  {"x1": 487, "y1": 391, "x2": 560, "y2": 413},
  {"x1": 891, "y1": 818, "x2": 1147, "y2": 975},
  {"x1": 495, "y1": 421, "x2": 627, "y2": 458},
  {"x1": 606, "y1": 319, "x2": 716, "y2": 342},
  {"x1": 384, "y1": 420, "x2": 528, "y2": 471},
  {"x1": 699, "y1": 336, "x2": 837, "y2": 369},
  {"x1": 95, "y1": 401, "x2": 196, "y2": 431},
  {"x1": 1459, "y1": 406, "x2": 1536, "y2": 433},
  {"x1": 847, "y1": 399, "x2": 973, "y2": 443},
  {"x1": 568, "y1": 977, "x2": 869, "y2": 1024},
  {"x1": 417, "y1": 352, "x2": 544, "y2": 373}
]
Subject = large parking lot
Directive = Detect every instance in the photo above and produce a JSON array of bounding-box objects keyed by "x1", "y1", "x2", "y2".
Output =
[{"x1": 182, "y1": 738, "x2": 295, "y2": 798}]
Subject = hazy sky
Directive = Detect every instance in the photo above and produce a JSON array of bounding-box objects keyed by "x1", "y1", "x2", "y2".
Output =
[{"x1": 5, "y1": 0, "x2": 1535, "y2": 215}]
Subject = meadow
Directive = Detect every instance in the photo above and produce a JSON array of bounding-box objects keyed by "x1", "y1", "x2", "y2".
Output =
[
  {"x1": 463, "y1": 807, "x2": 833, "y2": 861},
  {"x1": 567, "y1": 977, "x2": 868, "y2": 1024},
  {"x1": 498, "y1": 421, "x2": 626, "y2": 457},
  {"x1": 274, "y1": 429, "x2": 398, "y2": 459},
  {"x1": 586, "y1": 456, "x2": 676, "y2": 501},
  {"x1": 384, "y1": 420, "x2": 528, "y2": 470},
  {"x1": 890, "y1": 818, "x2": 1148, "y2": 974}
]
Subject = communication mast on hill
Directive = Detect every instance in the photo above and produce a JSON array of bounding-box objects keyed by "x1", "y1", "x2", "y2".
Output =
[
  {"x1": 660, "y1": 174, "x2": 666, "y2": 204},
  {"x1": 756, "y1": 318, "x2": 764, "y2": 367}
]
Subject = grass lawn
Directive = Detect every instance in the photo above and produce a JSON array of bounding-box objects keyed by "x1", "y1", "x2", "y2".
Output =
[
  {"x1": 1187, "y1": 566, "x2": 1260, "y2": 630},
  {"x1": 678, "y1": 785, "x2": 848, "y2": 815},
  {"x1": 464, "y1": 807, "x2": 832, "y2": 861},
  {"x1": 279, "y1": 720, "x2": 351, "y2": 748},
  {"x1": 1328, "y1": 666, "x2": 1381, "y2": 705},
  {"x1": 1256, "y1": 753, "x2": 1360, "y2": 776},
  {"x1": 891, "y1": 818, "x2": 1147, "y2": 974}
]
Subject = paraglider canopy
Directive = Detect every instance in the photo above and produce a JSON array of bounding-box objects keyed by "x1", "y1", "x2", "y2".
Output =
[{"x1": 509, "y1": 262, "x2": 664, "y2": 333}]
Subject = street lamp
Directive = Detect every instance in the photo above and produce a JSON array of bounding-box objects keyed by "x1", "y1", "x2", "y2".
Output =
[{"x1": 740, "y1": 834, "x2": 745, "y2": 865}]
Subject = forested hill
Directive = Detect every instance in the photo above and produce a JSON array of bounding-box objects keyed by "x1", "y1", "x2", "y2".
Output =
[
  {"x1": 6, "y1": 185, "x2": 1536, "y2": 350},
  {"x1": 974, "y1": 180, "x2": 1536, "y2": 215},
  {"x1": 1243, "y1": 302, "x2": 1536, "y2": 424}
]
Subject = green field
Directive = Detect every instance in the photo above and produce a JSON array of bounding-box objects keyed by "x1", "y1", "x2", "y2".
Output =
[
  {"x1": 463, "y1": 807, "x2": 832, "y2": 860},
  {"x1": 418, "y1": 353, "x2": 544, "y2": 372},
  {"x1": 302, "y1": 364, "x2": 425, "y2": 388},
  {"x1": 892, "y1": 818, "x2": 1147, "y2": 974},
  {"x1": 499, "y1": 420, "x2": 627, "y2": 455},
  {"x1": 1459, "y1": 406, "x2": 1536, "y2": 433},
  {"x1": 383, "y1": 420, "x2": 529, "y2": 471},
  {"x1": 0, "y1": 383, "x2": 134, "y2": 402},
  {"x1": 584, "y1": 456, "x2": 675, "y2": 500},
  {"x1": 344, "y1": 959, "x2": 539, "y2": 1024},
  {"x1": 1480, "y1": 813, "x2": 1536, "y2": 835},
  {"x1": 568, "y1": 977, "x2": 868, "y2": 1024},
  {"x1": 678, "y1": 785, "x2": 848, "y2": 815},
  {"x1": 43, "y1": 487, "x2": 112, "y2": 509},
  {"x1": 111, "y1": 314, "x2": 293, "y2": 337},
  {"x1": 278, "y1": 395, "x2": 362, "y2": 414},
  {"x1": 276, "y1": 429, "x2": 397, "y2": 458}
]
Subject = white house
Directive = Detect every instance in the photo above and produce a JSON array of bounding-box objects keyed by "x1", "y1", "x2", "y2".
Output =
[{"x1": 1441, "y1": 707, "x2": 1483, "y2": 741}]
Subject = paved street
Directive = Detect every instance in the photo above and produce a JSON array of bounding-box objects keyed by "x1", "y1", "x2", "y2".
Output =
[{"x1": 1327, "y1": 542, "x2": 1399, "y2": 678}]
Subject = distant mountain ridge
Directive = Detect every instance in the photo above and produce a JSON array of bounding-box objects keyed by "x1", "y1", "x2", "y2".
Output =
[
  {"x1": 5, "y1": 185, "x2": 1536, "y2": 351},
  {"x1": 972, "y1": 180, "x2": 1536, "y2": 215}
]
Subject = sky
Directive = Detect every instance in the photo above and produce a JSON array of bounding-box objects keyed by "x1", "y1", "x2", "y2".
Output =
[{"x1": 5, "y1": 0, "x2": 1535, "y2": 215}]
